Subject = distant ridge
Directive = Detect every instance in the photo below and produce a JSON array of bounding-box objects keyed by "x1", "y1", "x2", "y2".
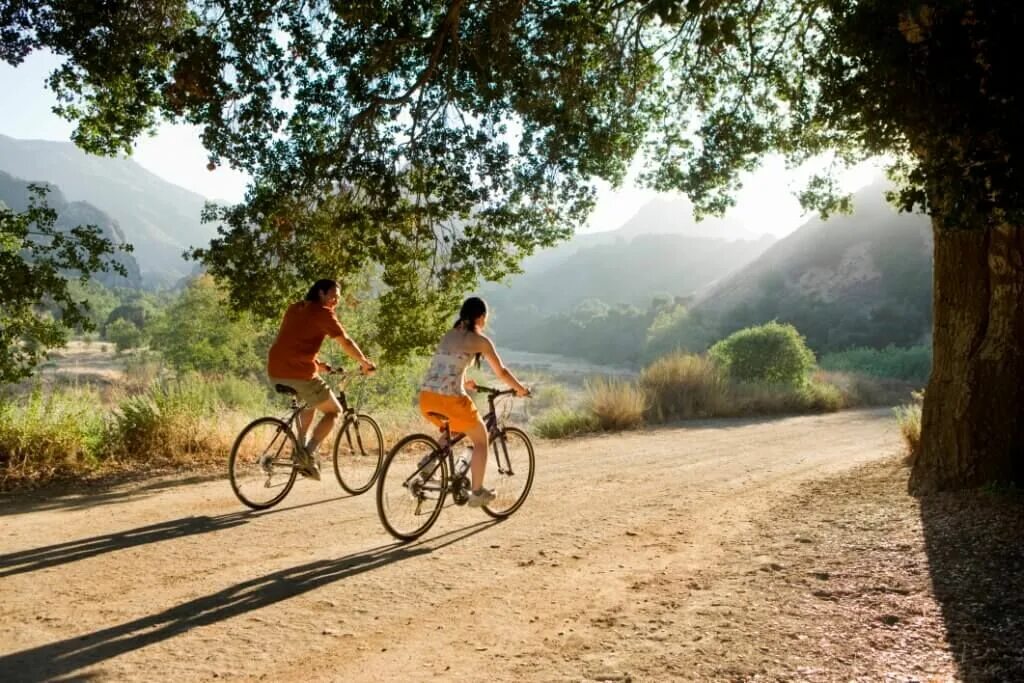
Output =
[
  {"x1": 0, "y1": 170, "x2": 142, "y2": 288},
  {"x1": 0, "y1": 134, "x2": 218, "y2": 286}
]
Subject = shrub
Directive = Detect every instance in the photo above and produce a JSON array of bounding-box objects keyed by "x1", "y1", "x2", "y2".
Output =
[
  {"x1": 640, "y1": 352, "x2": 728, "y2": 421},
  {"x1": 533, "y1": 408, "x2": 600, "y2": 439},
  {"x1": 709, "y1": 321, "x2": 816, "y2": 387},
  {"x1": 105, "y1": 317, "x2": 145, "y2": 352},
  {"x1": 894, "y1": 390, "x2": 924, "y2": 465},
  {"x1": 107, "y1": 375, "x2": 229, "y2": 463},
  {"x1": 820, "y1": 345, "x2": 931, "y2": 383},
  {"x1": 584, "y1": 377, "x2": 646, "y2": 431},
  {"x1": 0, "y1": 386, "x2": 105, "y2": 489}
]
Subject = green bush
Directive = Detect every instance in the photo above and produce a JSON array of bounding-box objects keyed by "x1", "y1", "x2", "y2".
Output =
[
  {"x1": 640, "y1": 352, "x2": 728, "y2": 421},
  {"x1": 709, "y1": 321, "x2": 816, "y2": 387},
  {"x1": 0, "y1": 386, "x2": 105, "y2": 489},
  {"x1": 533, "y1": 408, "x2": 600, "y2": 439},
  {"x1": 820, "y1": 345, "x2": 931, "y2": 383},
  {"x1": 105, "y1": 317, "x2": 145, "y2": 352}
]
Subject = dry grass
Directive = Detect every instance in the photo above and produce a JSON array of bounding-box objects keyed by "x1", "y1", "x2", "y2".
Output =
[
  {"x1": 584, "y1": 377, "x2": 646, "y2": 431},
  {"x1": 640, "y1": 352, "x2": 728, "y2": 421},
  {"x1": 894, "y1": 391, "x2": 924, "y2": 465}
]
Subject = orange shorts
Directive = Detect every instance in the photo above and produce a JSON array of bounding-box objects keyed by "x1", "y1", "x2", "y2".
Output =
[{"x1": 419, "y1": 390, "x2": 482, "y2": 434}]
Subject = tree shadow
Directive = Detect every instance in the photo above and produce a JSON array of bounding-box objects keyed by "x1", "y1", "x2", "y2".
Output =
[
  {"x1": 0, "y1": 473, "x2": 228, "y2": 517},
  {"x1": 0, "y1": 495, "x2": 348, "y2": 578},
  {"x1": 919, "y1": 488, "x2": 1024, "y2": 682},
  {"x1": 0, "y1": 520, "x2": 497, "y2": 682}
]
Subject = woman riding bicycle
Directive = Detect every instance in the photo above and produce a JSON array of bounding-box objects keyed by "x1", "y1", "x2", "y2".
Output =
[
  {"x1": 267, "y1": 279, "x2": 376, "y2": 480},
  {"x1": 419, "y1": 296, "x2": 529, "y2": 507}
]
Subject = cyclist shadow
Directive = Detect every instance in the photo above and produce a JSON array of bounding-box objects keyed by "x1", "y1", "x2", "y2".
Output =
[
  {"x1": 0, "y1": 496, "x2": 348, "y2": 579},
  {"x1": 0, "y1": 520, "x2": 498, "y2": 683}
]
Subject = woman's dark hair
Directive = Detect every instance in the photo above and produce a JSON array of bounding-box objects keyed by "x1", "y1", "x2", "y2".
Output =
[
  {"x1": 455, "y1": 296, "x2": 487, "y2": 367},
  {"x1": 454, "y1": 296, "x2": 487, "y2": 330},
  {"x1": 304, "y1": 279, "x2": 339, "y2": 303}
]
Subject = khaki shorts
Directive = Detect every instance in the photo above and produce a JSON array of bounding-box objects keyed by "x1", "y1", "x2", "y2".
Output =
[{"x1": 268, "y1": 375, "x2": 333, "y2": 406}]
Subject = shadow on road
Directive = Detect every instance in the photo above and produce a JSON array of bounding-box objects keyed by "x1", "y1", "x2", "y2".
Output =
[
  {"x1": 0, "y1": 495, "x2": 349, "y2": 578},
  {"x1": 0, "y1": 520, "x2": 498, "y2": 683},
  {"x1": 919, "y1": 488, "x2": 1024, "y2": 682},
  {"x1": 0, "y1": 473, "x2": 228, "y2": 517}
]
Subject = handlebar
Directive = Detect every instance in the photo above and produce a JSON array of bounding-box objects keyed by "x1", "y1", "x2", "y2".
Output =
[{"x1": 473, "y1": 384, "x2": 529, "y2": 398}]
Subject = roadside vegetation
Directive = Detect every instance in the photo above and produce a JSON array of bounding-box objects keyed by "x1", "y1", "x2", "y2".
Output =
[{"x1": 1, "y1": 279, "x2": 927, "y2": 489}]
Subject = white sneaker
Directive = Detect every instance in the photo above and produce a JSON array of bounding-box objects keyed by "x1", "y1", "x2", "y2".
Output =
[{"x1": 467, "y1": 487, "x2": 496, "y2": 508}]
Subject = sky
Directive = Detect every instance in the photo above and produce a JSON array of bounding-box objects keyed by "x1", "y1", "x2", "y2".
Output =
[{"x1": 0, "y1": 51, "x2": 879, "y2": 237}]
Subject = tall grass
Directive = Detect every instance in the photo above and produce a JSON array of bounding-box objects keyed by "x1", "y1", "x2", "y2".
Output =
[
  {"x1": 640, "y1": 352, "x2": 728, "y2": 421},
  {"x1": 0, "y1": 386, "x2": 105, "y2": 489},
  {"x1": 533, "y1": 408, "x2": 600, "y2": 439},
  {"x1": 894, "y1": 390, "x2": 924, "y2": 465},
  {"x1": 584, "y1": 377, "x2": 646, "y2": 431}
]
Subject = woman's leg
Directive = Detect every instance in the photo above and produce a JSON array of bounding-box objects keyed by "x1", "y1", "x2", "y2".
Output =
[{"x1": 464, "y1": 420, "x2": 489, "y2": 491}]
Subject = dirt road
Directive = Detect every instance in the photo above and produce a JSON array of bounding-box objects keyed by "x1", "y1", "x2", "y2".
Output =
[{"x1": 0, "y1": 409, "x2": 901, "y2": 682}]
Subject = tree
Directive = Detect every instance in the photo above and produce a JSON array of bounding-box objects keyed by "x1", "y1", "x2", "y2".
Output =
[
  {"x1": 0, "y1": 186, "x2": 125, "y2": 382},
  {"x1": 147, "y1": 275, "x2": 274, "y2": 376},
  {"x1": 4, "y1": 1, "x2": 1021, "y2": 489}
]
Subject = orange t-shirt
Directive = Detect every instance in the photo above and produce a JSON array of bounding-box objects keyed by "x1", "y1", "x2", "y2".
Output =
[{"x1": 267, "y1": 301, "x2": 346, "y2": 380}]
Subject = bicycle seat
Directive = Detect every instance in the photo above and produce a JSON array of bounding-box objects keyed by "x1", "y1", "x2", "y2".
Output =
[
  {"x1": 274, "y1": 384, "x2": 298, "y2": 396},
  {"x1": 426, "y1": 411, "x2": 450, "y2": 423}
]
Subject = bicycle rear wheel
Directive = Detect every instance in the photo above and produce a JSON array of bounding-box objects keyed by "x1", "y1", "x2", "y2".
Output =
[
  {"x1": 482, "y1": 427, "x2": 535, "y2": 519},
  {"x1": 229, "y1": 417, "x2": 299, "y2": 510},
  {"x1": 376, "y1": 434, "x2": 447, "y2": 541},
  {"x1": 333, "y1": 413, "x2": 384, "y2": 495}
]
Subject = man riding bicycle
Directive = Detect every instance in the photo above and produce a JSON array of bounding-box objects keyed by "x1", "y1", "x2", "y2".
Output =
[{"x1": 267, "y1": 279, "x2": 376, "y2": 480}]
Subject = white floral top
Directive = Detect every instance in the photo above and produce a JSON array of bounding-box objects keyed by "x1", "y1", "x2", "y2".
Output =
[{"x1": 421, "y1": 349, "x2": 475, "y2": 396}]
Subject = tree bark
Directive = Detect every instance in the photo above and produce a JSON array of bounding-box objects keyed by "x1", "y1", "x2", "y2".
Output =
[{"x1": 911, "y1": 221, "x2": 1024, "y2": 493}]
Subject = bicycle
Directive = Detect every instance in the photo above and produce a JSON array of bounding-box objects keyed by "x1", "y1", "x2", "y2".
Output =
[
  {"x1": 375, "y1": 385, "x2": 535, "y2": 541},
  {"x1": 228, "y1": 368, "x2": 384, "y2": 509}
]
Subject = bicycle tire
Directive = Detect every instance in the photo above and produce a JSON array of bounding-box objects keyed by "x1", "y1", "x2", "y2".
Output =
[
  {"x1": 333, "y1": 413, "x2": 384, "y2": 495},
  {"x1": 228, "y1": 417, "x2": 299, "y2": 510},
  {"x1": 482, "y1": 426, "x2": 536, "y2": 519},
  {"x1": 376, "y1": 433, "x2": 447, "y2": 541}
]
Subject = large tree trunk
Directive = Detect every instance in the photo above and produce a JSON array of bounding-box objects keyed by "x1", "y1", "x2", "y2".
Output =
[{"x1": 910, "y1": 221, "x2": 1024, "y2": 493}]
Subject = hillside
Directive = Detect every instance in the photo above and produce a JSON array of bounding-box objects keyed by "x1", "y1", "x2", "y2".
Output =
[
  {"x1": 510, "y1": 195, "x2": 771, "y2": 277},
  {"x1": 0, "y1": 170, "x2": 142, "y2": 288},
  {"x1": 688, "y1": 181, "x2": 933, "y2": 351},
  {"x1": 0, "y1": 135, "x2": 217, "y2": 285},
  {"x1": 486, "y1": 232, "x2": 775, "y2": 317}
]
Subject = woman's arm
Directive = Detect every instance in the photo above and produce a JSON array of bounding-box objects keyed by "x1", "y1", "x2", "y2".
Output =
[{"x1": 478, "y1": 335, "x2": 529, "y2": 396}]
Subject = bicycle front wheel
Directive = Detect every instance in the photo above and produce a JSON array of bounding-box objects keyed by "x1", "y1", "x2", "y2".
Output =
[
  {"x1": 229, "y1": 417, "x2": 299, "y2": 510},
  {"x1": 482, "y1": 427, "x2": 535, "y2": 519},
  {"x1": 376, "y1": 434, "x2": 447, "y2": 541},
  {"x1": 333, "y1": 414, "x2": 384, "y2": 495}
]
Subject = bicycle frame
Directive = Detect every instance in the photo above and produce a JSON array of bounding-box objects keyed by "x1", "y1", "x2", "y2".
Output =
[{"x1": 409, "y1": 387, "x2": 518, "y2": 500}]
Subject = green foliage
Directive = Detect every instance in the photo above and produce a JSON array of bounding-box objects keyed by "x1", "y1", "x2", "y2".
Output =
[
  {"x1": 0, "y1": 385, "x2": 105, "y2": 488},
  {"x1": 821, "y1": 345, "x2": 931, "y2": 384},
  {"x1": 709, "y1": 322, "x2": 816, "y2": 387},
  {"x1": 640, "y1": 352, "x2": 728, "y2": 421},
  {"x1": 147, "y1": 275, "x2": 275, "y2": 376},
  {"x1": 0, "y1": 185, "x2": 126, "y2": 383},
  {"x1": 533, "y1": 408, "x2": 600, "y2": 440},
  {"x1": 105, "y1": 318, "x2": 145, "y2": 352}
]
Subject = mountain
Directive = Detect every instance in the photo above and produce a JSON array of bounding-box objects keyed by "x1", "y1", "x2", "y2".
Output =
[
  {"x1": 485, "y1": 232, "x2": 775, "y2": 317},
  {"x1": 515, "y1": 195, "x2": 767, "y2": 276},
  {"x1": 0, "y1": 170, "x2": 142, "y2": 288},
  {"x1": 689, "y1": 180, "x2": 933, "y2": 351},
  {"x1": 0, "y1": 134, "x2": 217, "y2": 285}
]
